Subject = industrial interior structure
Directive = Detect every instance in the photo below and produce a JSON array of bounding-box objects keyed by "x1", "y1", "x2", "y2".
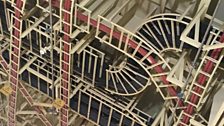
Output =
[{"x1": 0, "y1": 0, "x2": 224, "y2": 125}]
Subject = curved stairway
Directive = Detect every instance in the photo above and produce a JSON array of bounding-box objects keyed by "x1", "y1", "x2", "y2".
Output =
[{"x1": 136, "y1": 13, "x2": 224, "y2": 125}]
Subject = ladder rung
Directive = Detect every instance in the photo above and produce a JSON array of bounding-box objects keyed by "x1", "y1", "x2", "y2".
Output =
[
  {"x1": 11, "y1": 61, "x2": 18, "y2": 68},
  {"x1": 11, "y1": 90, "x2": 16, "y2": 95},
  {"x1": 10, "y1": 82, "x2": 16, "y2": 87},
  {"x1": 61, "y1": 72, "x2": 69, "y2": 79},
  {"x1": 8, "y1": 111, "x2": 14, "y2": 116},
  {"x1": 9, "y1": 112, "x2": 15, "y2": 117},
  {"x1": 61, "y1": 9, "x2": 72, "y2": 15},
  {"x1": 205, "y1": 56, "x2": 218, "y2": 63},
  {"x1": 190, "y1": 90, "x2": 202, "y2": 97},
  {"x1": 186, "y1": 100, "x2": 197, "y2": 107},
  {"x1": 13, "y1": 14, "x2": 22, "y2": 23},
  {"x1": 61, "y1": 86, "x2": 68, "y2": 90},
  {"x1": 62, "y1": 55, "x2": 70, "y2": 62},
  {"x1": 193, "y1": 82, "x2": 205, "y2": 89},
  {"x1": 10, "y1": 75, "x2": 18, "y2": 83},
  {"x1": 12, "y1": 5, "x2": 23, "y2": 13},
  {"x1": 20, "y1": 89, "x2": 29, "y2": 96},
  {"x1": 61, "y1": 94, "x2": 68, "y2": 99},
  {"x1": 11, "y1": 44, "x2": 20, "y2": 51},
  {"x1": 12, "y1": 25, "x2": 21, "y2": 33},
  {"x1": 61, "y1": 78, "x2": 69, "y2": 83},
  {"x1": 8, "y1": 106, "x2": 15, "y2": 111},
  {"x1": 61, "y1": 116, "x2": 68, "y2": 123},
  {"x1": 61, "y1": 60, "x2": 69, "y2": 67},
  {"x1": 61, "y1": 69, "x2": 69, "y2": 77},
  {"x1": 1, "y1": 61, "x2": 8, "y2": 66},
  {"x1": 26, "y1": 99, "x2": 33, "y2": 105},
  {"x1": 11, "y1": 52, "x2": 19, "y2": 58},
  {"x1": 179, "y1": 121, "x2": 188, "y2": 126},
  {"x1": 8, "y1": 103, "x2": 14, "y2": 109},
  {"x1": 11, "y1": 34, "x2": 21, "y2": 42},
  {"x1": 62, "y1": 20, "x2": 72, "y2": 27},
  {"x1": 61, "y1": 38, "x2": 71, "y2": 44},
  {"x1": 11, "y1": 58, "x2": 19, "y2": 66},
  {"x1": 182, "y1": 112, "x2": 194, "y2": 118},
  {"x1": 199, "y1": 70, "x2": 211, "y2": 77},
  {"x1": 11, "y1": 67, "x2": 18, "y2": 75},
  {"x1": 10, "y1": 98, "x2": 16, "y2": 104},
  {"x1": 61, "y1": 87, "x2": 68, "y2": 92},
  {"x1": 60, "y1": 30, "x2": 71, "y2": 37},
  {"x1": 20, "y1": 91, "x2": 28, "y2": 97},
  {"x1": 61, "y1": 121, "x2": 67, "y2": 126},
  {"x1": 8, "y1": 114, "x2": 15, "y2": 120},
  {"x1": 10, "y1": 95, "x2": 16, "y2": 100}
]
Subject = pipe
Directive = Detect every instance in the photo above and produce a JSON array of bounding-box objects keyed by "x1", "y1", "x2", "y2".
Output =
[{"x1": 49, "y1": 0, "x2": 55, "y2": 100}]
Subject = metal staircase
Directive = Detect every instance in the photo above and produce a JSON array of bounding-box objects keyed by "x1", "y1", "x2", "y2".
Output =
[
  {"x1": 177, "y1": 34, "x2": 224, "y2": 126},
  {"x1": 0, "y1": 55, "x2": 8, "y2": 73},
  {"x1": 136, "y1": 13, "x2": 224, "y2": 125},
  {"x1": 18, "y1": 82, "x2": 52, "y2": 126},
  {"x1": 136, "y1": 14, "x2": 191, "y2": 53}
]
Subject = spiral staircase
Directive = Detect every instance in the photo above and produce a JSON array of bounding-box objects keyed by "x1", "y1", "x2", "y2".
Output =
[{"x1": 136, "y1": 13, "x2": 224, "y2": 126}]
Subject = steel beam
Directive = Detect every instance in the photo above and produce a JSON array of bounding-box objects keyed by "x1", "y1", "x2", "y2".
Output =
[
  {"x1": 21, "y1": 12, "x2": 50, "y2": 38},
  {"x1": 19, "y1": 56, "x2": 37, "y2": 74},
  {"x1": 27, "y1": 67, "x2": 52, "y2": 84}
]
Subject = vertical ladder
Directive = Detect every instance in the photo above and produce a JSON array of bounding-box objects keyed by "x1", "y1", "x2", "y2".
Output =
[
  {"x1": 177, "y1": 34, "x2": 224, "y2": 126},
  {"x1": 60, "y1": 0, "x2": 74, "y2": 126},
  {"x1": 8, "y1": 0, "x2": 24, "y2": 125}
]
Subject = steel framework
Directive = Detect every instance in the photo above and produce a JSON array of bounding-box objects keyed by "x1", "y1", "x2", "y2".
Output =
[{"x1": 0, "y1": 0, "x2": 224, "y2": 126}]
